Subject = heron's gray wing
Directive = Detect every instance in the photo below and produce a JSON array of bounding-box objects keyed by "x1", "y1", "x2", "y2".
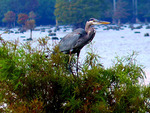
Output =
[
  {"x1": 59, "y1": 28, "x2": 86, "y2": 53},
  {"x1": 73, "y1": 28, "x2": 85, "y2": 34},
  {"x1": 59, "y1": 33, "x2": 79, "y2": 52}
]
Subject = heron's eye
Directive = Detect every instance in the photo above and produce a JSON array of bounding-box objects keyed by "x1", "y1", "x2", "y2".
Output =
[
  {"x1": 90, "y1": 18, "x2": 94, "y2": 21},
  {"x1": 89, "y1": 18, "x2": 96, "y2": 22}
]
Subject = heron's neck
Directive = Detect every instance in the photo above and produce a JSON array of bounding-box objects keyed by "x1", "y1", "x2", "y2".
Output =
[{"x1": 85, "y1": 23, "x2": 91, "y2": 33}]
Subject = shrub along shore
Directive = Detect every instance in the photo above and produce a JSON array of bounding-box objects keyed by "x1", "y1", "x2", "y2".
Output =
[{"x1": 0, "y1": 38, "x2": 150, "y2": 112}]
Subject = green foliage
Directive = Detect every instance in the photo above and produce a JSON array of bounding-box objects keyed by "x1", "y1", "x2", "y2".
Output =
[
  {"x1": 25, "y1": 19, "x2": 36, "y2": 30},
  {"x1": 1, "y1": 0, "x2": 150, "y2": 26},
  {"x1": 139, "y1": 0, "x2": 150, "y2": 20},
  {"x1": 55, "y1": 0, "x2": 107, "y2": 28},
  {"x1": 2, "y1": 11, "x2": 16, "y2": 27},
  {"x1": 0, "y1": 0, "x2": 55, "y2": 26},
  {"x1": 0, "y1": 0, "x2": 11, "y2": 21},
  {"x1": 17, "y1": 13, "x2": 29, "y2": 25},
  {"x1": 29, "y1": 11, "x2": 36, "y2": 20},
  {"x1": 0, "y1": 38, "x2": 149, "y2": 112},
  {"x1": 36, "y1": 0, "x2": 55, "y2": 25}
]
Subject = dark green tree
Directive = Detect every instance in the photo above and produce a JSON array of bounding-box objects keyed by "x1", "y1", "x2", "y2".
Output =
[
  {"x1": 9, "y1": 0, "x2": 39, "y2": 13},
  {"x1": 23, "y1": 0, "x2": 39, "y2": 13},
  {"x1": 36, "y1": 0, "x2": 55, "y2": 25},
  {"x1": 55, "y1": 0, "x2": 107, "y2": 28},
  {"x1": 138, "y1": 0, "x2": 150, "y2": 22},
  {"x1": 0, "y1": 0, "x2": 11, "y2": 25},
  {"x1": 8, "y1": 0, "x2": 24, "y2": 13},
  {"x1": 2, "y1": 11, "x2": 16, "y2": 28}
]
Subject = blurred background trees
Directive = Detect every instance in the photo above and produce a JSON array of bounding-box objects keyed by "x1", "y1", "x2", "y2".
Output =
[
  {"x1": 29, "y1": 11, "x2": 36, "y2": 20},
  {"x1": 113, "y1": 0, "x2": 130, "y2": 25},
  {"x1": 2, "y1": 11, "x2": 16, "y2": 28},
  {"x1": 55, "y1": 0, "x2": 107, "y2": 28},
  {"x1": 0, "y1": 0, "x2": 150, "y2": 27},
  {"x1": 36, "y1": 0, "x2": 55, "y2": 25},
  {"x1": 25, "y1": 19, "x2": 36, "y2": 39},
  {"x1": 17, "y1": 13, "x2": 29, "y2": 26},
  {"x1": 138, "y1": 0, "x2": 150, "y2": 23},
  {"x1": 0, "y1": 0, "x2": 55, "y2": 27}
]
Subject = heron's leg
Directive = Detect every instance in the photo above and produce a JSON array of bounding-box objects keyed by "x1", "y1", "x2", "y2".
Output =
[
  {"x1": 68, "y1": 51, "x2": 73, "y2": 73},
  {"x1": 68, "y1": 54, "x2": 72, "y2": 64},
  {"x1": 76, "y1": 51, "x2": 80, "y2": 77},
  {"x1": 68, "y1": 51, "x2": 76, "y2": 80}
]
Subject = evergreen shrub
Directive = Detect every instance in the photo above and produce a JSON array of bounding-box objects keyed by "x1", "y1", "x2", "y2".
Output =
[{"x1": 0, "y1": 38, "x2": 149, "y2": 112}]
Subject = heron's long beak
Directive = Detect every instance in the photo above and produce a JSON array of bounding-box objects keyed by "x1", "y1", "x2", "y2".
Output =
[
  {"x1": 99, "y1": 21, "x2": 110, "y2": 25},
  {"x1": 93, "y1": 20, "x2": 110, "y2": 25}
]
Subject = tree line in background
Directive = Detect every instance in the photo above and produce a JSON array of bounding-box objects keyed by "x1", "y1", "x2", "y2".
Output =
[
  {"x1": 55, "y1": 0, "x2": 150, "y2": 28},
  {"x1": 0, "y1": 0, "x2": 55, "y2": 26},
  {"x1": 0, "y1": 0, "x2": 150, "y2": 28}
]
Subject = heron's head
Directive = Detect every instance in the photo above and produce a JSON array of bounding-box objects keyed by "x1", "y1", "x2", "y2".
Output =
[{"x1": 88, "y1": 18, "x2": 110, "y2": 25}]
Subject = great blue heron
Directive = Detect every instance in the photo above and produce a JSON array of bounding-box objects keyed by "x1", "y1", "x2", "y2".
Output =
[{"x1": 59, "y1": 18, "x2": 110, "y2": 77}]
